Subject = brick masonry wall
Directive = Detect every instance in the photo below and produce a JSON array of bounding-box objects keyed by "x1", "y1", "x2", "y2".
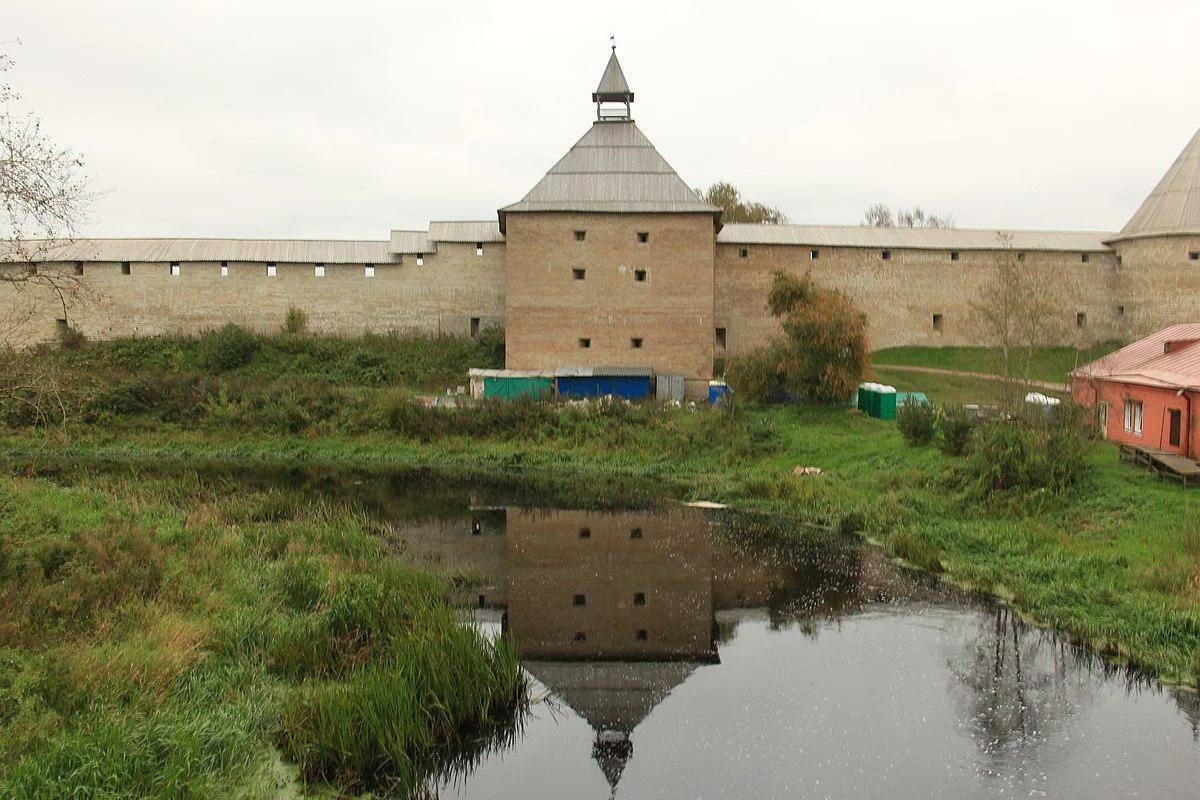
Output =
[
  {"x1": 714, "y1": 243, "x2": 1124, "y2": 355},
  {"x1": 1111, "y1": 235, "x2": 1200, "y2": 339},
  {"x1": 504, "y1": 212, "x2": 716, "y2": 394},
  {"x1": 0, "y1": 242, "x2": 506, "y2": 343}
]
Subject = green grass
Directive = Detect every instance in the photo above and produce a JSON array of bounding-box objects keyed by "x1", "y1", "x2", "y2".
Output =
[
  {"x1": 872, "y1": 342, "x2": 1125, "y2": 384},
  {"x1": 0, "y1": 471, "x2": 526, "y2": 799},
  {"x1": 50, "y1": 326, "x2": 505, "y2": 391}
]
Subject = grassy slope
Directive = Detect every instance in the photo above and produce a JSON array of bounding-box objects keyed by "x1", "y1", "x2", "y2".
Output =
[
  {"x1": 872, "y1": 342, "x2": 1125, "y2": 384},
  {"x1": 4, "y1": 405, "x2": 1198, "y2": 685},
  {"x1": 0, "y1": 471, "x2": 524, "y2": 799}
]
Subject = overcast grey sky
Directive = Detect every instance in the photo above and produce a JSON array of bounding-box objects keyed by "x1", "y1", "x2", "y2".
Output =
[{"x1": 4, "y1": 0, "x2": 1198, "y2": 239}]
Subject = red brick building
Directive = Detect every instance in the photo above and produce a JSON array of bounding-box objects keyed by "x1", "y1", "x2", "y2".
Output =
[{"x1": 1071, "y1": 323, "x2": 1200, "y2": 458}]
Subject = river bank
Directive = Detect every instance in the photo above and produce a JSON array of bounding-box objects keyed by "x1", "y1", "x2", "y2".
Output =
[
  {"x1": 0, "y1": 468, "x2": 526, "y2": 799},
  {"x1": 3, "y1": 402, "x2": 1199, "y2": 687}
]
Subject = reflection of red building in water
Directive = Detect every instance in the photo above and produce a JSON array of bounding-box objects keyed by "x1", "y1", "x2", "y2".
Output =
[{"x1": 1071, "y1": 323, "x2": 1200, "y2": 459}]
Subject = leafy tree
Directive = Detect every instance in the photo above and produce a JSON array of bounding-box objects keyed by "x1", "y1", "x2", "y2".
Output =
[
  {"x1": 727, "y1": 272, "x2": 868, "y2": 404},
  {"x1": 863, "y1": 203, "x2": 954, "y2": 228},
  {"x1": 698, "y1": 181, "x2": 787, "y2": 224}
]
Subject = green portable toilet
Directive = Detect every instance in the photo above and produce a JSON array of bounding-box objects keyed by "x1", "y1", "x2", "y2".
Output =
[
  {"x1": 877, "y1": 385, "x2": 897, "y2": 420},
  {"x1": 857, "y1": 384, "x2": 871, "y2": 412}
]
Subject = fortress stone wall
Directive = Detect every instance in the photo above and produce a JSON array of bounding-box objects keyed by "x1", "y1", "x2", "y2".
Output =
[
  {"x1": 714, "y1": 243, "x2": 1126, "y2": 354},
  {"x1": 5, "y1": 48, "x2": 1200, "y2": 381}
]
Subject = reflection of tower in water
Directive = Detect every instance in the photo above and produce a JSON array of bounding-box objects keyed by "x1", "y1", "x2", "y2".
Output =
[
  {"x1": 501, "y1": 506, "x2": 866, "y2": 793},
  {"x1": 506, "y1": 507, "x2": 716, "y2": 793},
  {"x1": 394, "y1": 502, "x2": 869, "y2": 794}
]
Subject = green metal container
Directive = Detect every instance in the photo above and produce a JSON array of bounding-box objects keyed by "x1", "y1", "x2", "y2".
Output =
[
  {"x1": 877, "y1": 389, "x2": 897, "y2": 421},
  {"x1": 482, "y1": 376, "x2": 553, "y2": 400},
  {"x1": 857, "y1": 385, "x2": 870, "y2": 412}
]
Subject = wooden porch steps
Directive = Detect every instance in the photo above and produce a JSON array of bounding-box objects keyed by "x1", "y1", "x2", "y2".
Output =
[{"x1": 1118, "y1": 444, "x2": 1200, "y2": 487}]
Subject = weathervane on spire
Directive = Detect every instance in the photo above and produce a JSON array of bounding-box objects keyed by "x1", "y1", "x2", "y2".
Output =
[{"x1": 610, "y1": 34, "x2": 616, "y2": 52}]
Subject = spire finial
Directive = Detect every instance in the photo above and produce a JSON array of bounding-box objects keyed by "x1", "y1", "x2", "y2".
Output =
[{"x1": 593, "y1": 45, "x2": 633, "y2": 121}]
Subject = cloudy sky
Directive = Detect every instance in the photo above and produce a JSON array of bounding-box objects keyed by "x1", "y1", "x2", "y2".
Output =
[{"x1": 4, "y1": 0, "x2": 1199, "y2": 239}]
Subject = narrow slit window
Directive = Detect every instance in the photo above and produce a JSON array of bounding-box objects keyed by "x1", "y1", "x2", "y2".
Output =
[
  {"x1": 573, "y1": 594, "x2": 586, "y2": 607},
  {"x1": 630, "y1": 527, "x2": 643, "y2": 539},
  {"x1": 1116, "y1": 305, "x2": 1126, "y2": 316},
  {"x1": 416, "y1": 255, "x2": 424, "y2": 267},
  {"x1": 635, "y1": 629, "x2": 648, "y2": 641},
  {"x1": 364, "y1": 264, "x2": 375, "y2": 278},
  {"x1": 1017, "y1": 252, "x2": 1026, "y2": 262},
  {"x1": 314, "y1": 264, "x2": 325, "y2": 277},
  {"x1": 470, "y1": 317, "x2": 480, "y2": 338},
  {"x1": 578, "y1": 527, "x2": 591, "y2": 539},
  {"x1": 121, "y1": 262, "x2": 131, "y2": 275},
  {"x1": 637, "y1": 231, "x2": 649, "y2": 243},
  {"x1": 573, "y1": 631, "x2": 587, "y2": 642},
  {"x1": 572, "y1": 268, "x2": 586, "y2": 281},
  {"x1": 932, "y1": 313, "x2": 944, "y2": 332},
  {"x1": 634, "y1": 269, "x2": 647, "y2": 282},
  {"x1": 266, "y1": 263, "x2": 277, "y2": 277},
  {"x1": 74, "y1": 261, "x2": 84, "y2": 276},
  {"x1": 25, "y1": 263, "x2": 36, "y2": 276},
  {"x1": 715, "y1": 327, "x2": 727, "y2": 348},
  {"x1": 169, "y1": 262, "x2": 181, "y2": 277},
  {"x1": 810, "y1": 249, "x2": 819, "y2": 260},
  {"x1": 631, "y1": 337, "x2": 643, "y2": 349},
  {"x1": 633, "y1": 592, "x2": 646, "y2": 606},
  {"x1": 475, "y1": 242, "x2": 483, "y2": 256},
  {"x1": 738, "y1": 248, "x2": 749, "y2": 259},
  {"x1": 1081, "y1": 253, "x2": 1090, "y2": 263},
  {"x1": 1076, "y1": 312, "x2": 1087, "y2": 328},
  {"x1": 578, "y1": 337, "x2": 591, "y2": 349},
  {"x1": 1189, "y1": 251, "x2": 1199, "y2": 261},
  {"x1": 574, "y1": 230, "x2": 586, "y2": 242},
  {"x1": 950, "y1": 251, "x2": 959, "y2": 261},
  {"x1": 881, "y1": 250, "x2": 891, "y2": 260},
  {"x1": 220, "y1": 263, "x2": 229, "y2": 277}
]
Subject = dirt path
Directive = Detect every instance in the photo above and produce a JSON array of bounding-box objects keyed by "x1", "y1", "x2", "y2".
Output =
[{"x1": 872, "y1": 363, "x2": 1069, "y2": 394}]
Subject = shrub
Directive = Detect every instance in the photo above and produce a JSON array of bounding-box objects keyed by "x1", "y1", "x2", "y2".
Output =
[
  {"x1": 282, "y1": 306, "x2": 309, "y2": 337},
  {"x1": 350, "y1": 348, "x2": 389, "y2": 384},
  {"x1": 194, "y1": 324, "x2": 259, "y2": 372},
  {"x1": 939, "y1": 404, "x2": 975, "y2": 456},
  {"x1": 56, "y1": 324, "x2": 86, "y2": 351},
  {"x1": 896, "y1": 400, "x2": 936, "y2": 445},
  {"x1": 725, "y1": 344, "x2": 786, "y2": 405},
  {"x1": 955, "y1": 403, "x2": 1091, "y2": 506}
]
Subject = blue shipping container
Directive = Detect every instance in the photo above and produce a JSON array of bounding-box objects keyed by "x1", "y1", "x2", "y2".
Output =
[{"x1": 556, "y1": 374, "x2": 653, "y2": 401}]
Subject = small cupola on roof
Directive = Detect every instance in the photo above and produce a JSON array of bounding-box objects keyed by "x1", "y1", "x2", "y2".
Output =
[
  {"x1": 498, "y1": 47, "x2": 719, "y2": 231},
  {"x1": 593, "y1": 47, "x2": 634, "y2": 121},
  {"x1": 1109, "y1": 124, "x2": 1200, "y2": 243}
]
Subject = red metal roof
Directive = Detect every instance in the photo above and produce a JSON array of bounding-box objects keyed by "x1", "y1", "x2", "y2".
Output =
[{"x1": 1072, "y1": 323, "x2": 1200, "y2": 391}]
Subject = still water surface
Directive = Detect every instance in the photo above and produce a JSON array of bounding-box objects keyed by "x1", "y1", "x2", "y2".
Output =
[{"x1": 325, "y1": 474, "x2": 1200, "y2": 800}]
